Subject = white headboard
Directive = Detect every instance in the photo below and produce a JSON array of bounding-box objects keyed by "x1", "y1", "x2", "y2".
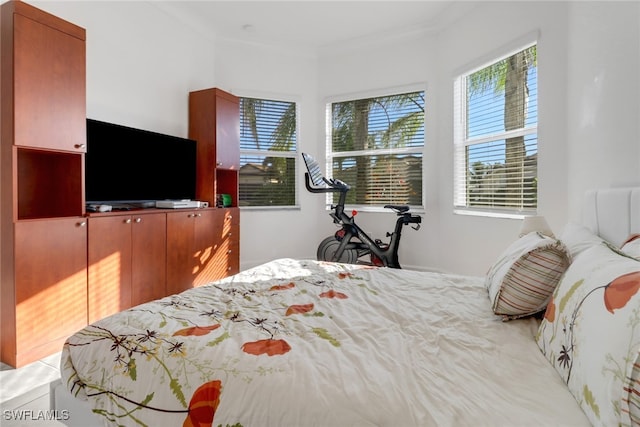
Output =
[{"x1": 583, "y1": 187, "x2": 640, "y2": 246}]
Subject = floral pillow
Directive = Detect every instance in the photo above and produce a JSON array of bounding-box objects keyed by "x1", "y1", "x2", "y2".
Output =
[
  {"x1": 622, "y1": 234, "x2": 640, "y2": 259},
  {"x1": 536, "y1": 242, "x2": 640, "y2": 426},
  {"x1": 485, "y1": 232, "x2": 571, "y2": 320}
]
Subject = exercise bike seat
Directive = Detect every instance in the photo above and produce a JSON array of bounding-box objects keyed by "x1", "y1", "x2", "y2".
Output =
[{"x1": 384, "y1": 204, "x2": 410, "y2": 213}]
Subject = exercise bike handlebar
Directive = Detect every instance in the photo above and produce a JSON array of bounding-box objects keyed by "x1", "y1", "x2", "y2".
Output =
[{"x1": 304, "y1": 172, "x2": 350, "y2": 193}]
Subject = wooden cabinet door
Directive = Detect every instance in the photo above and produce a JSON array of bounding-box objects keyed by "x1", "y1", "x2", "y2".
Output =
[
  {"x1": 226, "y1": 208, "x2": 240, "y2": 275},
  {"x1": 166, "y1": 208, "x2": 239, "y2": 292},
  {"x1": 166, "y1": 210, "x2": 196, "y2": 295},
  {"x1": 131, "y1": 213, "x2": 167, "y2": 306},
  {"x1": 215, "y1": 92, "x2": 240, "y2": 170},
  {"x1": 13, "y1": 12, "x2": 86, "y2": 152},
  {"x1": 88, "y1": 215, "x2": 132, "y2": 323},
  {"x1": 192, "y1": 209, "x2": 220, "y2": 286},
  {"x1": 14, "y1": 218, "x2": 87, "y2": 364},
  {"x1": 209, "y1": 208, "x2": 240, "y2": 280}
]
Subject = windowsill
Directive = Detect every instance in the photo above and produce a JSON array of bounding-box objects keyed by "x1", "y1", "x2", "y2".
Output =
[
  {"x1": 453, "y1": 208, "x2": 533, "y2": 220},
  {"x1": 240, "y1": 205, "x2": 301, "y2": 212},
  {"x1": 327, "y1": 205, "x2": 426, "y2": 215}
]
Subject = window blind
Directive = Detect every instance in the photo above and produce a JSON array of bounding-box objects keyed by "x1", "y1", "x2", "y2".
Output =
[
  {"x1": 454, "y1": 44, "x2": 538, "y2": 214},
  {"x1": 239, "y1": 97, "x2": 297, "y2": 207},
  {"x1": 328, "y1": 90, "x2": 425, "y2": 208}
]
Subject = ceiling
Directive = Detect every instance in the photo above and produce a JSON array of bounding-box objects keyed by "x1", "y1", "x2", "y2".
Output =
[{"x1": 151, "y1": 1, "x2": 472, "y2": 52}]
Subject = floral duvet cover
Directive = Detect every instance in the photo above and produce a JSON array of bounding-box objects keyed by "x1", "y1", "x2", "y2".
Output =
[{"x1": 61, "y1": 258, "x2": 590, "y2": 426}]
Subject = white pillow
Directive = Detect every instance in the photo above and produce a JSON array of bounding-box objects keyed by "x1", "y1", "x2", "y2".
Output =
[
  {"x1": 559, "y1": 221, "x2": 604, "y2": 258},
  {"x1": 621, "y1": 234, "x2": 640, "y2": 259},
  {"x1": 486, "y1": 232, "x2": 571, "y2": 320}
]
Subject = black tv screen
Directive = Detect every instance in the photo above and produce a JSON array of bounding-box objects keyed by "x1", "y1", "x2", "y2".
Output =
[{"x1": 85, "y1": 119, "x2": 197, "y2": 205}]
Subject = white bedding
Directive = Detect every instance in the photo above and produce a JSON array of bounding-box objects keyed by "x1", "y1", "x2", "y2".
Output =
[{"x1": 60, "y1": 258, "x2": 589, "y2": 426}]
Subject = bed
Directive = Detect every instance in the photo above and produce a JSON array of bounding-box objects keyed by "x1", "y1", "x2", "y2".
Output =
[{"x1": 52, "y1": 187, "x2": 640, "y2": 427}]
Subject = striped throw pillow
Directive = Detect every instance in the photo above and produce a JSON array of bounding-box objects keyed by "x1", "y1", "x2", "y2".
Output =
[{"x1": 486, "y1": 232, "x2": 571, "y2": 320}]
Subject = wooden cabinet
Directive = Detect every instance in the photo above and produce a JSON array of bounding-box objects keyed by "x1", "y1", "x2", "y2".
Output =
[
  {"x1": 166, "y1": 209, "x2": 211, "y2": 295},
  {"x1": 0, "y1": 1, "x2": 87, "y2": 367},
  {"x1": 2, "y1": 0, "x2": 86, "y2": 220},
  {"x1": 12, "y1": 8, "x2": 86, "y2": 153},
  {"x1": 166, "y1": 208, "x2": 238, "y2": 294},
  {"x1": 130, "y1": 214, "x2": 167, "y2": 307},
  {"x1": 1, "y1": 218, "x2": 88, "y2": 368},
  {"x1": 189, "y1": 88, "x2": 240, "y2": 207},
  {"x1": 88, "y1": 213, "x2": 167, "y2": 323},
  {"x1": 214, "y1": 94, "x2": 240, "y2": 170}
]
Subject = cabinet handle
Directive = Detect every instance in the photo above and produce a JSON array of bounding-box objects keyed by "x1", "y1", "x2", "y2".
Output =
[
  {"x1": 227, "y1": 249, "x2": 232, "y2": 254},
  {"x1": 228, "y1": 216, "x2": 233, "y2": 220},
  {"x1": 227, "y1": 267, "x2": 232, "y2": 271},
  {"x1": 77, "y1": 221, "x2": 87, "y2": 227},
  {"x1": 196, "y1": 213, "x2": 202, "y2": 217},
  {"x1": 74, "y1": 143, "x2": 86, "y2": 150},
  {"x1": 135, "y1": 217, "x2": 142, "y2": 223},
  {"x1": 125, "y1": 218, "x2": 132, "y2": 224},
  {"x1": 217, "y1": 161, "x2": 223, "y2": 166}
]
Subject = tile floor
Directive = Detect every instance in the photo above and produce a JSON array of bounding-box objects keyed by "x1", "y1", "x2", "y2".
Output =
[{"x1": 0, "y1": 352, "x2": 66, "y2": 426}]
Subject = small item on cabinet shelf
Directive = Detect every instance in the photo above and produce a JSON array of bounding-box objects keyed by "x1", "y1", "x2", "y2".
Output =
[
  {"x1": 87, "y1": 204, "x2": 112, "y2": 212},
  {"x1": 216, "y1": 194, "x2": 231, "y2": 208},
  {"x1": 155, "y1": 200, "x2": 204, "y2": 209}
]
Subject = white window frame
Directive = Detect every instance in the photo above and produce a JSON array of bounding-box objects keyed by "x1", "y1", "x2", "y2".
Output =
[
  {"x1": 325, "y1": 84, "x2": 426, "y2": 213},
  {"x1": 238, "y1": 92, "x2": 300, "y2": 210},
  {"x1": 453, "y1": 38, "x2": 538, "y2": 219}
]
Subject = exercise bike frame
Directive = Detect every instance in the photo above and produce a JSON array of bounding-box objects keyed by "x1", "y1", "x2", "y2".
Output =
[{"x1": 303, "y1": 154, "x2": 421, "y2": 269}]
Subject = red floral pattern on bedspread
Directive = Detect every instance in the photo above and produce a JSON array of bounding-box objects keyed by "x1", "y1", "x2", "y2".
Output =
[
  {"x1": 173, "y1": 324, "x2": 221, "y2": 337},
  {"x1": 183, "y1": 380, "x2": 222, "y2": 427},
  {"x1": 286, "y1": 303, "x2": 315, "y2": 316},
  {"x1": 320, "y1": 289, "x2": 348, "y2": 299},
  {"x1": 242, "y1": 339, "x2": 292, "y2": 356}
]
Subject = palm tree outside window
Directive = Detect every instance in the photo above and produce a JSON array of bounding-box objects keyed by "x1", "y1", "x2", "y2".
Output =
[
  {"x1": 453, "y1": 43, "x2": 538, "y2": 215},
  {"x1": 327, "y1": 89, "x2": 425, "y2": 210},
  {"x1": 239, "y1": 97, "x2": 297, "y2": 207}
]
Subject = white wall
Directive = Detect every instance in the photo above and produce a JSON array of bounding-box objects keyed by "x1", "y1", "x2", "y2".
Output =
[
  {"x1": 27, "y1": 1, "x2": 640, "y2": 276},
  {"x1": 317, "y1": 2, "x2": 574, "y2": 275},
  {"x1": 430, "y1": 1, "x2": 572, "y2": 275},
  {"x1": 317, "y1": 1, "x2": 640, "y2": 275},
  {"x1": 565, "y1": 1, "x2": 640, "y2": 221}
]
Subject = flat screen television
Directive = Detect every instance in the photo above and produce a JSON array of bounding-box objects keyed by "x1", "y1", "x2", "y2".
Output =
[{"x1": 85, "y1": 118, "x2": 197, "y2": 207}]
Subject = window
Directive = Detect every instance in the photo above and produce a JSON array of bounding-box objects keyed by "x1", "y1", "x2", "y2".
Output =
[
  {"x1": 327, "y1": 89, "x2": 425, "y2": 209},
  {"x1": 453, "y1": 43, "x2": 538, "y2": 216},
  {"x1": 239, "y1": 97, "x2": 297, "y2": 207}
]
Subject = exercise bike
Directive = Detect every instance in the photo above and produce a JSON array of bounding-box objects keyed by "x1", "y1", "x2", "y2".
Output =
[{"x1": 302, "y1": 152, "x2": 422, "y2": 269}]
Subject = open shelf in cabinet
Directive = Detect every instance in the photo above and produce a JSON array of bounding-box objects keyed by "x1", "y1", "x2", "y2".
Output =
[
  {"x1": 17, "y1": 147, "x2": 84, "y2": 219},
  {"x1": 215, "y1": 169, "x2": 238, "y2": 207}
]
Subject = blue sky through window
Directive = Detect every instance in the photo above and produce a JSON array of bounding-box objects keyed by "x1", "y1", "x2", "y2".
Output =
[{"x1": 466, "y1": 66, "x2": 537, "y2": 165}]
